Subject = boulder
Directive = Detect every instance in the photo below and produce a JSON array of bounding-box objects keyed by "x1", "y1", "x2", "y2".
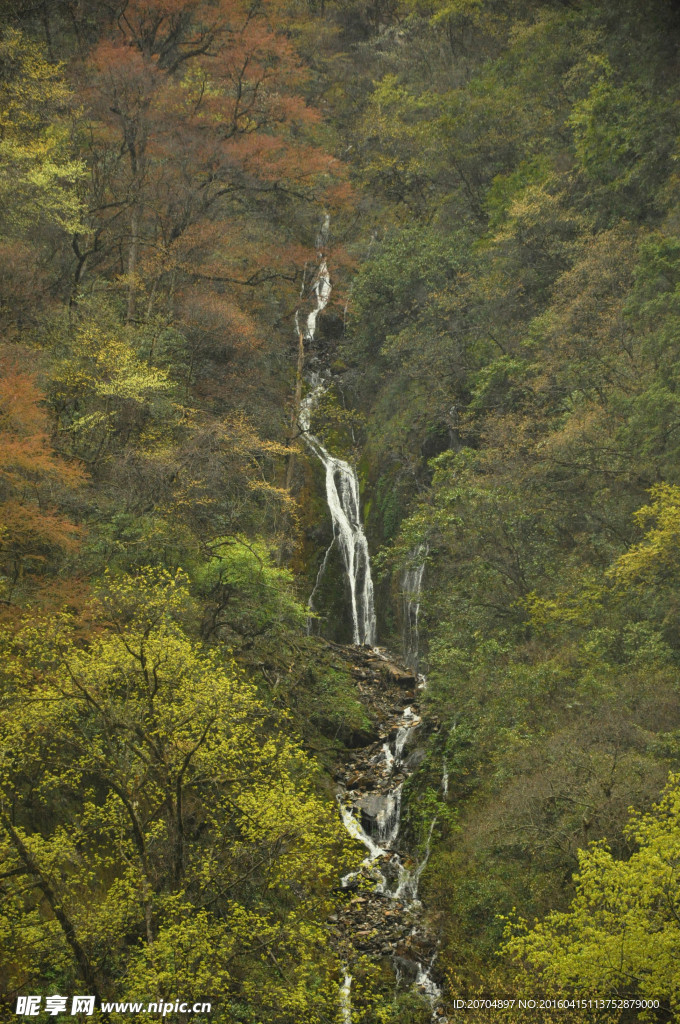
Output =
[
  {"x1": 404, "y1": 747, "x2": 426, "y2": 769},
  {"x1": 383, "y1": 662, "x2": 417, "y2": 687},
  {"x1": 393, "y1": 956, "x2": 419, "y2": 981},
  {"x1": 336, "y1": 722, "x2": 380, "y2": 749}
]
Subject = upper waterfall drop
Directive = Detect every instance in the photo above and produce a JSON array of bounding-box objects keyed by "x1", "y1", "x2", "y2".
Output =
[{"x1": 297, "y1": 225, "x2": 376, "y2": 646}]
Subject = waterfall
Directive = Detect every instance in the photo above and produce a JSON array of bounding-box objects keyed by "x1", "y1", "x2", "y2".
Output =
[
  {"x1": 375, "y1": 784, "x2": 403, "y2": 845},
  {"x1": 297, "y1": 230, "x2": 376, "y2": 646},
  {"x1": 306, "y1": 536, "x2": 335, "y2": 634},
  {"x1": 402, "y1": 543, "x2": 428, "y2": 670},
  {"x1": 393, "y1": 705, "x2": 421, "y2": 763},
  {"x1": 416, "y1": 957, "x2": 444, "y2": 1013},
  {"x1": 394, "y1": 816, "x2": 436, "y2": 903},
  {"x1": 338, "y1": 798, "x2": 386, "y2": 864},
  {"x1": 337, "y1": 689, "x2": 448, "y2": 1022},
  {"x1": 441, "y1": 724, "x2": 456, "y2": 797},
  {"x1": 339, "y1": 971, "x2": 353, "y2": 1024},
  {"x1": 296, "y1": 221, "x2": 444, "y2": 1020}
]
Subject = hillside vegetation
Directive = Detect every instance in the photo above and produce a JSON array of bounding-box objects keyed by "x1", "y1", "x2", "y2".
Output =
[
  {"x1": 322, "y1": 0, "x2": 680, "y2": 1012},
  {"x1": 2, "y1": 0, "x2": 680, "y2": 1021}
]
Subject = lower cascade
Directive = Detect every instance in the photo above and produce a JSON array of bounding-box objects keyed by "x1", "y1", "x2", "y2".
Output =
[{"x1": 331, "y1": 648, "x2": 447, "y2": 1022}]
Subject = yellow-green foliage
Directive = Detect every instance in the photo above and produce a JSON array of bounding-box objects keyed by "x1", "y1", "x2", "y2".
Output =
[
  {"x1": 524, "y1": 574, "x2": 607, "y2": 635},
  {"x1": 0, "y1": 569, "x2": 359, "y2": 1022},
  {"x1": 609, "y1": 484, "x2": 680, "y2": 588},
  {"x1": 0, "y1": 28, "x2": 85, "y2": 232},
  {"x1": 503, "y1": 775, "x2": 680, "y2": 1016},
  {"x1": 53, "y1": 322, "x2": 172, "y2": 406}
]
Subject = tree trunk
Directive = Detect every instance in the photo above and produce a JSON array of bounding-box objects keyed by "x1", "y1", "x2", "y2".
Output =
[
  {"x1": 285, "y1": 325, "x2": 306, "y2": 494},
  {"x1": 127, "y1": 207, "x2": 140, "y2": 322}
]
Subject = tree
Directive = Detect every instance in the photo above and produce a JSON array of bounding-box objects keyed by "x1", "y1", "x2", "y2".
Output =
[
  {"x1": 0, "y1": 356, "x2": 84, "y2": 605},
  {"x1": 504, "y1": 774, "x2": 680, "y2": 1016},
  {"x1": 0, "y1": 27, "x2": 84, "y2": 236},
  {"x1": 0, "y1": 27, "x2": 85, "y2": 332},
  {"x1": 77, "y1": 0, "x2": 346, "y2": 321},
  {"x1": 610, "y1": 484, "x2": 680, "y2": 591},
  {"x1": 0, "y1": 568, "x2": 355, "y2": 1021}
]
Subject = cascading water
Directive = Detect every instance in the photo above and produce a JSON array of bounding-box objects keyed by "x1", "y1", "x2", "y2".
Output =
[
  {"x1": 394, "y1": 707, "x2": 420, "y2": 762},
  {"x1": 306, "y1": 535, "x2": 335, "y2": 633},
  {"x1": 339, "y1": 971, "x2": 353, "y2": 1024},
  {"x1": 402, "y1": 543, "x2": 428, "y2": 671},
  {"x1": 394, "y1": 816, "x2": 437, "y2": 903},
  {"x1": 337, "y1": 682, "x2": 447, "y2": 1021},
  {"x1": 297, "y1": 234, "x2": 376, "y2": 646},
  {"x1": 340, "y1": 701, "x2": 430, "y2": 899},
  {"x1": 294, "y1": 221, "x2": 444, "y2": 1020}
]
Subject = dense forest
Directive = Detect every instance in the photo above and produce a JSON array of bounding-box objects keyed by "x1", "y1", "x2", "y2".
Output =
[{"x1": 2, "y1": 0, "x2": 680, "y2": 1021}]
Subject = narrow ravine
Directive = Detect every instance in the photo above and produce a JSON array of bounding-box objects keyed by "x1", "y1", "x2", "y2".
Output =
[{"x1": 296, "y1": 228, "x2": 445, "y2": 1021}]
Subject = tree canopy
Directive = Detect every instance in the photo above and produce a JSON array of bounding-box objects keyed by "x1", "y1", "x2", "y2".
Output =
[{"x1": 3, "y1": 0, "x2": 680, "y2": 1020}]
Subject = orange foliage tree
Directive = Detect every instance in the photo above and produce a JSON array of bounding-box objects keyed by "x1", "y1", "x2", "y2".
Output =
[
  {"x1": 0, "y1": 357, "x2": 84, "y2": 605},
  {"x1": 75, "y1": 0, "x2": 348, "y2": 325}
]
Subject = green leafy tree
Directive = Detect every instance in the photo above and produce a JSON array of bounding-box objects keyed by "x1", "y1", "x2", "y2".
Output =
[
  {"x1": 504, "y1": 774, "x2": 680, "y2": 1016},
  {"x1": 0, "y1": 569, "x2": 356, "y2": 1022},
  {"x1": 0, "y1": 27, "x2": 84, "y2": 233}
]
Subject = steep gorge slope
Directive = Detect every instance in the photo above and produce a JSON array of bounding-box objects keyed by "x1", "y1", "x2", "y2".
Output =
[
  {"x1": 296, "y1": 0, "x2": 680, "y2": 1013},
  {"x1": 2, "y1": 0, "x2": 680, "y2": 1020}
]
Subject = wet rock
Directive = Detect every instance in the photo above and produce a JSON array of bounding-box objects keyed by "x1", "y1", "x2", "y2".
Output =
[
  {"x1": 404, "y1": 747, "x2": 426, "y2": 768},
  {"x1": 337, "y1": 723, "x2": 380, "y2": 749},
  {"x1": 383, "y1": 662, "x2": 417, "y2": 687},
  {"x1": 355, "y1": 792, "x2": 391, "y2": 820},
  {"x1": 393, "y1": 956, "x2": 419, "y2": 981},
  {"x1": 327, "y1": 643, "x2": 442, "y2": 1010},
  {"x1": 409, "y1": 935, "x2": 434, "y2": 957}
]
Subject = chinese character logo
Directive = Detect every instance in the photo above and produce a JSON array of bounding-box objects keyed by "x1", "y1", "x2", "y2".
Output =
[
  {"x1": 45, "y1": 997, "x2": 68, "y2": 1016},
  {"x1": 71, "y1": 997, "x2": 95, "y2": 1015},
  {"x1": 15, "y1": 997, "x2": 41, "y2": 1015}
]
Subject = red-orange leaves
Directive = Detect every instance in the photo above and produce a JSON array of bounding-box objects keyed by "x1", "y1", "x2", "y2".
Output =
[
  {"x1": 0, "y1": 358, "x2": 84, "y2": 601},
  {"x1": 80, "y1": 0, "x2": 349, "y2": 324}
]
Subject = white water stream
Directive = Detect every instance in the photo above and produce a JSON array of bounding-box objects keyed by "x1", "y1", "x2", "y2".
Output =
[
  {"x1": 339, "y1": 970, "x2": 353, "y2": 1024},
  {"x1": 295, "y1": 222, "x2": 443, "y2": 1020},
  {"x1": 297, "y1": 237, "x2": 376, "y2": 646},
  {"x1": 337, "y1": 697, "x2": 445, "y2": 1019},
  {"x1": 403, "y1": 543, "x2": 428, "y2": 671},
  {"x1": 333, "y1": 546, "x2": 447, "y2": 1018}
]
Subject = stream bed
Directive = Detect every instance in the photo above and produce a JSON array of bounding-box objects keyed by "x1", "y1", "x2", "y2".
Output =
[{"x1": 329, "y1": 647, "x2": 447, "y2": 1021}]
